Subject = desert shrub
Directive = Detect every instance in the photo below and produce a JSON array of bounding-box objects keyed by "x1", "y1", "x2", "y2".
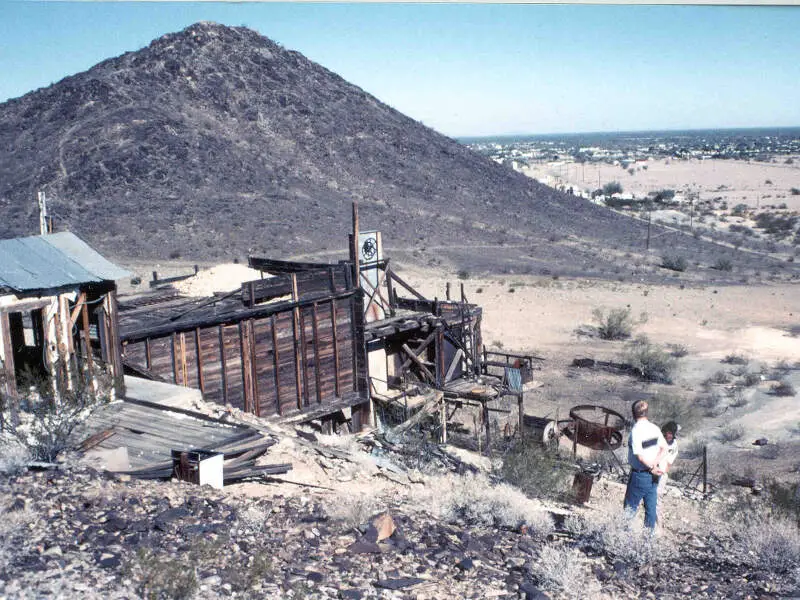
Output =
[
  {"x1": 698, "y1": 390, "x2": 727, "y2": 417},
  {"x1": 727, "y1": 513, "x2": 800, "y2": 574},
  {"x1": 501, "y1": 438, "x2": 574, "y2": 502},
  {"x1": 717, "y1": 424, "x2": 745, "y2": 443},
  {"x1": 741, "y1": 372, "x2": 762, "y2": 387},
  {"x1": 529, "y1": 544, "x2": 599, "y2": 599},
  {"x1": 625, "y1": 335, "x2": 677, "y2": 383},
  {"x1": 457, "y1": 269, "x2": 470, "y2": 280},
  {"x1": 708, "y1": 370, "x2": 732, "y2": 384},
  {"x1": 126, "y1": 547, "x2": 198, "y2": 600},
  {"x1": 647, "y1": 393, "x2": 700, "y2": 432},
  {"x1": 731, "y1": 203, "x2": 749, "y2": 216},
  {"x1": 712, "y1": 257, "x2": 734, "y2": 271},
  {"x1": 475, "y1": 287, "x2": 483, "y2": 294},
  {"x1": 681, "y1": 437, "x2": 707, "y2": 460},
  {"x1": 667, "y1": 343, "x2": 689, "y2": 358},
  {"x1": 414, "y1": 472, "x2": 555, "y2": 534},
  {"x1": 771, "y1": 380, "x2": 796, "y2": 397},
  {"x1": 130, "y1": 276, "x2": 142, "y2": 286},
  {"x1": 729, "y1": 388, "x2": 749, "y2": 408},
  {"x1": 661, "y1": 254, "x2": 688, "y2": 272},
  {"x1": 602, "y1": 181, "x2": 623, "y2": 196},
  {"x1": 1, "y1": 364, "x2": 112, "y2": 462},
  {"x1": 729, "y1": 223, "x2": 755, "y2": 236},
  {"x1": 764, "y1": 480, "x2": 800, "y2": 522},
  {"x1": 592, "y1": 307, "x2": 635, "y2": 340},
  {"x1": 0, "y1": 504, "x2": 35, "y2": 572},
  {"x1": 571, "y1": 512, "x2": 673, "y2": 568},
  {"x1": 791, "y1": 187, "x2": 800, "y2": 195},
  {"x1": 760, "y1": 443, "x2": 781, "y2": 460},
  {"x1": 0, "y1": 442, "x2": 31, "y2": 475},
  {"x1": 325, "y1": 493, "x2": 379, "y2": 530}
]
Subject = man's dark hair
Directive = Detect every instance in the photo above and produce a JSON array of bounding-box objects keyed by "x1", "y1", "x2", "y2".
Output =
[
  {"x1": 631, "y1": 400, "x2": 649, "y2": 419},
  {"x1": 661, "y1": 421, "x2": 678, "y2": 436}
]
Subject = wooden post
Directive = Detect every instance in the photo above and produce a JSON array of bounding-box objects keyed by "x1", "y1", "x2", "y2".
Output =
[
  {"x1": 218, "y1": 326, "x2": 228, "y2": 405},
  {"x1": 445, "y1": 282, "x2": 451, "y2": 301},
  {"x1": 291, "y1": 274, "x2": 303, "y2": 411},
  {"x1": 483, "y1": 402, "x2": 491, "y2": 455},
  {"x1": 572, "y1": 416, "x2": 579, "y2": 457},
  {"x1": 0, "y1": 312, "x2": 19, "y2": 424},
  {"x1": 170, "y1": 333, "x2": 178, "y2": 384},
  {"x1": 81, "y1": 301, "x2": 95, "y2": 389},
  {"x1": 195, "y1": 328, "x2": 205, "y2": 393},
  {"x1": 239, "y1": 321, "x2": 252, "y2": 413},
  {"x1": 299, "y1": 308, "x2": 310, "y2": 407},
  {"x1": 249, "y1": 319, "x2": 260, "y2": 417},
  {"x1": 702, "y1": 445, "x2": 708, "y2": 495},
  {"x1": 179, "y1": 332, "x2": 187, "y2": 385},
  {"x1": 311, "y1": 303, "x2": 322, "y2": 404},
  {"x1": 330, "y1": 299, "x2": 340, "y2": 397},
  {"x1": 145, "y1": 338, "x2": 152, "y2": 371},
  {"x1": 271, "y1": 315, "x2": 281, "y2": 415},
  {"x1": 518, "y1": 393, "x2": 524, "y2": 436},
  {"x1": 107, "y1": 291, "x2": 125, "y2": 396}
]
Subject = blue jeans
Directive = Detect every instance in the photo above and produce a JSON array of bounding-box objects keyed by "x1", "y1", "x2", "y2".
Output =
[{"x1": 623, "y1": 470, "x2": 658, "y2": 529}]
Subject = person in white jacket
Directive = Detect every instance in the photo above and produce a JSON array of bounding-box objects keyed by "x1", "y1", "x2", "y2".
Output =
[{"x1": 657, "y1": 421, "x2": 679, "y2": 496}]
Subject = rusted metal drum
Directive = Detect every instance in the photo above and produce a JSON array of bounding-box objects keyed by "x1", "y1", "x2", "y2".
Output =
[{"x1": 561, "y1": 404, "x2": 625, "y2": 451}]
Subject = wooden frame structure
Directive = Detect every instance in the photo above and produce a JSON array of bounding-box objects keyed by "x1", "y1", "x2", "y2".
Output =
[{"x1": 0, "y1": 234, "x2": 127, "y2": 415}]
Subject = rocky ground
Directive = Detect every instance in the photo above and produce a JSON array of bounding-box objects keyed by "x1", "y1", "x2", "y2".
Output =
[{"x1": 2, "y1": 421, "x2": 799, "y2": 600}]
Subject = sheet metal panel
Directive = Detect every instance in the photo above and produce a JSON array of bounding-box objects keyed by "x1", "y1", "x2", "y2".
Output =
[{"x1": 0, "y1": 232, "x2": 127, "y2": 292}]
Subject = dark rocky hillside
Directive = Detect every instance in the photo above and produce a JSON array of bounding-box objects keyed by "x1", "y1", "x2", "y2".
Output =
[{"x1": 0, "y1": 22, "x2": 795, "y2": 281}]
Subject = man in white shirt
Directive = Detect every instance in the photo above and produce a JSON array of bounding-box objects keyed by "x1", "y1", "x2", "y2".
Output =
[{"x1": 624, "y1": 400, "x2": 667, "y2": 530}]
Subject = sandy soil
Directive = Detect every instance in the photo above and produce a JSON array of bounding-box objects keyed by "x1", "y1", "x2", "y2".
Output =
[
  {"x1": 397, "y1": 264, "x2": 800, "y2": 483},
  {"x1": 524, "y1": 158, "x2": 800, "y2": 210}
]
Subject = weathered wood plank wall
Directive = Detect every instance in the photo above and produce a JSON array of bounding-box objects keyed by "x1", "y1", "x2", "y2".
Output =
[{"x1": 122, "y1": 296, "x2": 356, "y2": 419}]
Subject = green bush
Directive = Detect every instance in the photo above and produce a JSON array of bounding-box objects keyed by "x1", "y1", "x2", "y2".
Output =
[
  {"x1": 713, "y1": 258, "x2": 734, "y2": 272},
  {"x1": 647, "y1": 393, "x2": 700, "y2": 432},
  {"x1": 602, "y1": 181, "x2": 623, "y2": 196},
  {"x1": 771, "y1": 380, "x2": 796, "y2": 397},
  {"x1": 501, "y1": 437, "x2": 574, "y2": 501},
  {"x1": 661, "y1": 255, "x2": 688, "y2": 272},
  {"x1": 592, "y1": 307, "x2": 635, "y2": 340},
  {"x1": 625, "y1": 336, "x2": 677, "y2": 384},
  {"x1": 717, "y1": 424, "x2": 745, "y2": 443}
]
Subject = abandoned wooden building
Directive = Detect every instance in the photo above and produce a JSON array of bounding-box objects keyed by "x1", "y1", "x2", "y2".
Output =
[
  {"x1": 118, "y1": 227, "x2": 540, "y2": 443},
  {"x1": 0, "y1": 232, "x2": 129, "y2": 409}
]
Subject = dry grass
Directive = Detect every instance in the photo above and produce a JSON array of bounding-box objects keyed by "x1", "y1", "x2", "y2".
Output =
[
  {"x1": 566, "y1": 511, "x2": 674, "y2": 568},
  {"x1": 411, "y1": 473, "x2": 555, "y2": 535},
  {"x1": 529, "y1": 544, "x2": 601, "y2": 599},
  {"x1": 324, "y1": 492, "x2": 380, "y2": 531}
]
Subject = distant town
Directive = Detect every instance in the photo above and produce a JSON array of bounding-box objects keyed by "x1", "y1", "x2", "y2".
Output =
[{"x1": 464, "y1": 127, "x2": 800, "y2": 167}]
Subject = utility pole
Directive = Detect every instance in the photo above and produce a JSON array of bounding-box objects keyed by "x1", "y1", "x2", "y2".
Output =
[
  {"x1": 646, "y1": 206, "x2": 652, "y2": 251},
  {"x1": 37, "y1": 191, "x2": 49, "y2": 235}
]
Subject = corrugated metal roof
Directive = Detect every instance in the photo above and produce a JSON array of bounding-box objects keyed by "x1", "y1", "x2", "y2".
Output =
[{"x1": 0, "y1": 232, "x2": 129, "y2": 292}]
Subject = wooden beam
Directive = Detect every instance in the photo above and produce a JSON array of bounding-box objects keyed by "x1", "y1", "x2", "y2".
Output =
[
  {"x1": 387, "y1": 270, "x2": 427, "y2": 302},
  {"x1": 239, "y1": 321, "x2": 252, "y2": 413},
  {"x1": 179, "y1": 332, "x2": 188, "y2": 386},
  {"x1": 312, "y1": 303, "x2": 322, "y2": 405},
  {"x1": 248, "y1": 319, "x2": 260, "y2": 417},
  {"x1": 195, "y1": 328, "x2": 205, "y2": 393},
  {"x1": 70, "y1": 292, "x2": 86, "y2": 328},
  {"x1": 401, "y1": 344, "x2": 435, "y2": 383},
  {"x1": 330, "y1": 299, "x2": 340, "y2": 397},
  {"x1": 291, "y1": 274, "x2": 303, "y2": 411},
  {"x1": 400, "y1": 330, "x2": 437, "y2": 371},
  {"x1": 299, "y1": 307, "x2": 310, "y2": 407},
  {"x1": 218, "y1": 325, "x2": 228, "y2": 404},
  {"x1": 81, "y1": 300, "x2": 95, "y2": 387},
  {"x1": 271, "y1": 314, "x2": 281, "y2": 416},
  {"x1": 0, "y1": 312, "x2": 18, "y2": 419},
  {"x1": 170, "y1": 333, "x2": 179, "y2": 384}
]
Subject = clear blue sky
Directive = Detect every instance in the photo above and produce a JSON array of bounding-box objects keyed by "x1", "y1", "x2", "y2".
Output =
[{"x1": 1, "y1": 2, "x2": 799, "y2": 137}]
